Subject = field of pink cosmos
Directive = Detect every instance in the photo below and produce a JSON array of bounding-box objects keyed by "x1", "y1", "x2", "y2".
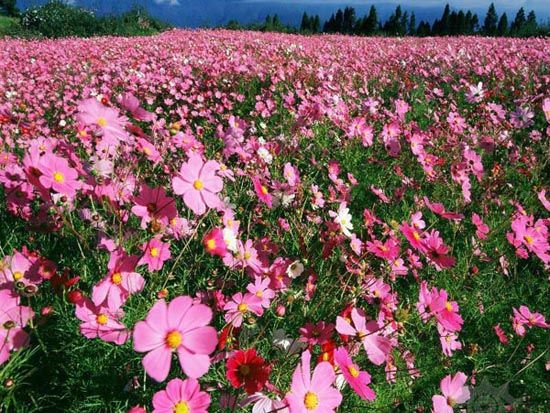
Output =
[{"x1": 0, "y1": 29, "x2": 549, "y2": 413}]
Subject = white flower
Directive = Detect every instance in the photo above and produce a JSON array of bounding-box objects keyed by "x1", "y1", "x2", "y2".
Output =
[
  {"x1": 223, "y1": 227, "x2": 238, "y2": 253},
  {"x1": 257, "y1": 147, "x2": 272, "y2": 164},
  {"x1": 330, "y1": 202, "x2": 354, "y2": 237},
  {"x1": 286, "y1": 260, "x2": 304, "y2": 279}
]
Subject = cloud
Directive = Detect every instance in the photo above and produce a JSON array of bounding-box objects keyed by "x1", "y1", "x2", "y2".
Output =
[{"x1": 154, "y1": 0, "x2": 180, "y2": 5}]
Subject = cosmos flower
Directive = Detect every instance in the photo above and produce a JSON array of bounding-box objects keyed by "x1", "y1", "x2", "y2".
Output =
[
  {"x1": 133, "y1": 296, "x2": 217, "y2": 382},
  {"x1": 152, "y1": 378, "x2": 210, "y2": 413},
  {"x1": 172, "y1": 154, "x2": 223, "y2": 215},
  {"x1": 432, "y1": 372, "x2": 470, "y2": 413},
  {"x1": 285, "y1": 350, "x2": 342, "y2": 413},
  {"x1": 226, "y1": 349, "x2": 271, "y2": 394},
  {"x1": 334, "y1": 347, "x2": 375, "y2": 401}
]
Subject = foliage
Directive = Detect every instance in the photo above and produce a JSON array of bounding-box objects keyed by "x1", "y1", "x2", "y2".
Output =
[{"x1": 18, "y1": 0, "x2": 167, "y2": 38}]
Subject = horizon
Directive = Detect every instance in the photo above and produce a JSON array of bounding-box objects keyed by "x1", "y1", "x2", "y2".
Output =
[{"x1": 16, "y1": 1, "x2": 550, "y2": 28}]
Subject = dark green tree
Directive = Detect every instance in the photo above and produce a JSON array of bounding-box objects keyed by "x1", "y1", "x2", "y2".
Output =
[
  {"x1": 342, "y1": 6, "x2": 356, "y2": 34},
  {"x1": 365, "y1": 5, "x2": 378, "y2": 35},
  {"x1": 483, "y1": 3, "x2": 498, "y2": 35},
  {"x1": 0, "y1": 0, "x2": 19, "y2": 16},
  {"x1": 300, "y1": 12, "x2": 310, "y2": 32},
  {"x1": 312, "y1": 15, "x2": 320, "y2": 33},
  {"x1": 511, "y1": 7, "x2": 526, "y2": 33},
  {"x1": 408, "y1": 12, "x2": 416, "y2": 35},
  {"x1": 497, "y1": 12, "x2": 508, "y2": 36}
]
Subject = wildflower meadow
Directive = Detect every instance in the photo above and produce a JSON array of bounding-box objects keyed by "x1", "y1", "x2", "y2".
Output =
[{"x1": 0, "y1": 30, "x2": 549, "y2": 412}]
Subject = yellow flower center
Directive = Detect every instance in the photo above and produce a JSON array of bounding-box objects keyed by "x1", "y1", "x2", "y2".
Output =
[
  {"x1": 239, "y1": 364, "x2": 251, "y2": 376},
  {"x1": 256, "y1": 290, "x2": 263, "y2": 298},
  {"x1": 97, "y1": 117, "x2": 107, "y2": 127},
  {"x1": 206, "y1": 239, "x2": 216, "y2": 250},
  {"x1": 237, "y1": 303, "x2": 248, "y2": 313},
  {"x1": 524, "y1": 235, "x2": 534, "y2": 245},
  {"x1": 150, "y1": 247, "x2": 159, "y2": 257},
  {"x1": 165, "y1": 331, "x2": 182, "y2": 349},
  {"x1": 53, "y1": 172, "x2": 65, "y2": 183},
  {"x1": 322, "y1": 352, "x2": 329, "y2": 361},
  {"x1": 412, "y1": 231, "x2": 421, "y2": 241},
  {"x1": 111, "y1": 272, "x2": 122, "y2": 285},
  {"x1": 348, "y1": 365, "x2": 360, "y2": 378},
  {"x1": 13, "y1": 271, "x2": 24, "y2": 281},
  {"x1": 244, "y1": 251, "x2": 252, "y2": 260},
  {"x1": 445, "y1": 302, "x2": 453, "y2": 312},
  {"x1": 96, "y1": 314, "x2": 108, "y2": 325},
  {"x1": 193, "y1": 180, "x2": 204, "y2": 190},
  {"x1": 173, "y1": 401, "x2": 189, "y2": 413},
  {"x1": 373, "y1": 289, "x2": 380, "y2": 297},
  {"x1": 261, "y1": 185, "x2": 268, "y2": 195},
  {"x1": 143, "y1": 147, "x2": 152, "y2": 156},
  {"x1": 357, "y1": 331, "x2": 367, "y2": 339},
  {"x1": 304, "y1": 391, "x2": 319, "y2": 410},
  {"x1": 448, "y1": 397, "x2": 456, "y2": 407}
]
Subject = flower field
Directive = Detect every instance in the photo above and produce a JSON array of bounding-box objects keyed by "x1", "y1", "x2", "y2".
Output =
[{"x1": 0, "y1": 30, "x2": 549, "y2": 412}]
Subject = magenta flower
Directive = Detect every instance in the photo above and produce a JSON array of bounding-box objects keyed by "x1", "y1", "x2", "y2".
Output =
[
  {"x1": 0, "y1": 289, "x2": 33, "y2": 365},
  {"x1": 152, "y1": 377, "x2": 211, "y2": 413},
  {"x1": 432, "y1": 372, "x2": 470, "y2": 413},
  {"x1": 131, "y1": 184, "x2": 177, "y2": 229},
  {"x1": 172, "y1": 154, "x2": 223, "y2": 215},
  {"x1": 37, "y1": 153, "x2": 80, "y2": 197},
  {"x1": 77, "y1": 98, "x2": 130, "y2": 143},
  {"x1": 133, "y1": 296, "x2": 217, "y2": 382},
  {"x1": 512, "y1": 305, "x2": 549, "y2": 336},
  {"x1": 74, "y1": 297, "x2": 129, "y2": 345},
  {"x1": 252, "y1": 176, "x2": 272, "y2": 208},
  {"x1": 336, "y1": 308, "x2": 392, "y2": 365},
  {"x1": 138, "y1": 237, "x2": 171, "y2": 272},
  {"x1": 285, "y1": 350, "x2": 342, "y2": 413},
  {"x1": 92, "y1": 250, "x2": 145, "y2": 308},
  {"x1": 334, "y1": 347, "x2": 375, "y2": 401}
]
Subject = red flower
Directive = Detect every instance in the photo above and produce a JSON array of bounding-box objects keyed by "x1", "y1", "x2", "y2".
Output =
[{"x1": 226, "y1": 349, "x2": 271, "y2": 394}]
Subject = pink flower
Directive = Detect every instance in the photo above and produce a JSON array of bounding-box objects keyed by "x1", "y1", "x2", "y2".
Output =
[
  {"x1": 138, "y1": 237, "x2": 171, "y2": 272},
  {"x1": 133, "y1": 296, "x2": 217, "y2": 382},
  {"x1": 37, "y1": 153, "x2": 80, "y2": 197},
  {"x1": 131, "y1": 184, "x2": 177, "y2": 229},
  {"x1": 432, "y1": 372, "x2": 470, "y2": 413},
  {"x1": 512, "y1": 305, "x2": 549, "y2": 336},
  {"x1": 92, "y1": 250, "x2": 145, "y2": 308},
  {"x1": 252, "y1": 176, "x2": 272, "y2": 208},
  {"x1": 284, "y1": 163, "x2": 300, "y2": 187},
  {"x1": 285, "y1": 350, "x2": 342, "y2": 413},
  {"x1": 223, "y1": 292, "x2": 263, "y2": 327},
  {"x1": 75, "y1": 297, "x2": 129, "y2": 345},
  {"x1": 438, "y1": 325, "x2": 462, "y2": 357},
  {"x1": 336, "y1": 308, "x2": 392, "y2": 365},
  {"x1": 472, "y1": 213, "x2": 489, "y2": 240},
  {"x1": 246, "y1": 277, "x2": 275, "y2": 308},
  {"x1": 0, "y1": 289, "x2": 33, "y2": 365},
  {"x1": 152, "y1": 377, "x2": 211, "y2": 413},
  {"x1": 77, "y1": 98, "x2": 130, "y2": 144},
  {"x1": 423, "y1": 230, "x2": 456, "y2": 270},
  {"x1": 119, "y1": 92, "x2": 155, "y2": 122},
  {"x1": 543, "y1": 98, "x2": 550, "y2": 123},
  {"x1": 334, "y1": 347, "x2": 375, "y2": 401},
  {"x1": 172, "y1": 154, "x2": 223, "y2": 215}
]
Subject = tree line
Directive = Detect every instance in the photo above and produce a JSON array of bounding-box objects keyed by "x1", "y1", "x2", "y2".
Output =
[{"x1": 226, "y1": 3, "x2": 548, "y2": 37}]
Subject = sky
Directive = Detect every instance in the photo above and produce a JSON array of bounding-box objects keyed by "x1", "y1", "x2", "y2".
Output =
[{"x1": 17, "y1": 1, "x2": 550, "y2": 28}]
